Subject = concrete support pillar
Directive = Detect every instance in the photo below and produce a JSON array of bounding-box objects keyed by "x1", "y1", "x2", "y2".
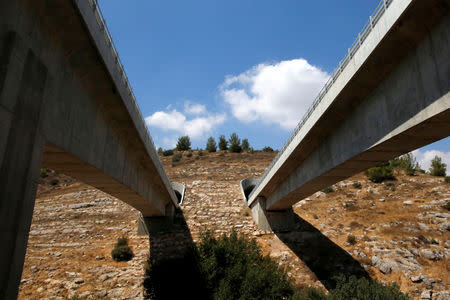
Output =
[
  {"x1": 137, "y1": 203, "x2": 175, "y2": 236},
  {"x1": 0, "y1": 33, "x2": 47, "y2": 299},
  {"x1": 250, "y1": 197, "x2": 295, "y2": 232}
]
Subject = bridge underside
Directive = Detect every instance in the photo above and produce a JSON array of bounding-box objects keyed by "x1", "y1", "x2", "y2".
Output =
[{"x1": 247, "y1": 1, "x2": 450, "y2": 229}]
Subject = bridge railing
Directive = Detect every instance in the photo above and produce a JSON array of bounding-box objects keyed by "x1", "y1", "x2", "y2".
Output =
[
  {"x1": 248, "y1": 0, "x2": 393, "y2": 201},
  {"x1": 86, "y1": 0, "x2": 175, "y2": 201}
]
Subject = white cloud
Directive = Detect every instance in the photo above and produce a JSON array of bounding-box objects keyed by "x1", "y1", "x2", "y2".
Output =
[
  {"x1": 184, "y1": 101, "x2": 206, "y2": 115},
  {"x1": 145, "y1": 103, "x2": 226, "y2": 140},
  {"x1": 220, "y1": 58, "x2": 329, "y2": 130},
  {"x1": 412, "y1": 149, "x2": 450, "y2": 174}
]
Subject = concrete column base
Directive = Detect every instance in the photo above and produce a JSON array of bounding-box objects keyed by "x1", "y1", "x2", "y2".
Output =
[
  {"x1": 137, "y1": 204, "x2": 175, "y2": 235},
  {"x1": 250, "y1": 197, "x2": 295, "y2": 232}
]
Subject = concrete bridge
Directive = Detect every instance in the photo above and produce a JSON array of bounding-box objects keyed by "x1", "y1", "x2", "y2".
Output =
[
  {"x1": 0, "y1": 0, "x2": 182, "y2": 298},
  {"x1": 245, "y1": 0, "x2": 450, "y2": 230}
]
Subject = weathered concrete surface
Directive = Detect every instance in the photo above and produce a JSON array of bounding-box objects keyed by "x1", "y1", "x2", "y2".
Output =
[
  {"x1": 0, "y1": 1, "x2": 178, "y2": 298},
  {"x1": 248, "y1": 0, "x2": 450, "y2": 216}
]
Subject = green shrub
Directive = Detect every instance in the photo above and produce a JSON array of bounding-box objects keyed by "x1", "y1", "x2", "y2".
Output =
[
  {"x1": 241, "y1": 138, "x2": 250, "y2": 151},
  {"x1": 390, "y1": 153, "x2": 419, "y2": 176},
  {"x1": 186, "y1": 151, "x2": 193, "y2": 157},
  {"x1": 198, "y1": 149, "x2": 203, "y2": 156},
  {"x1": 176, "y1": 135, "x2": 191, "y2": 151},
  {"x1": 322, "y1": 186, "x2": 334, "y2": 194},
  {"x1": 50, "y1": 179, "x2": 59, "y2": 186},
  {"x1": 329, "y1": 275, "x2": 410, "y2": 300},
  {"x1": 206, "y1": 137, "x2": 217, "y2": 152},
  {"x1": 429, "y1": 155, "x2": 447, "y2": 176},
  {"x1": 218, "y1": 135, "x2": 228, "y2": 150},
  {"x1": 262, "y1": 146, "x2": 274, "y2": 152},
  {"x1": 442, "y1": 202, "x2": 450, "y2": 211},
  {"x1": 352, "y1": 182, "x2": 362, "y2": 189},
  {"x1": 172, "y1": 153, "x2": 182, "y2": 163},
  {"x1": 198, "y1": 230, "x2": 293, "y2": 300},
  {"x1": 111, "y1": 237, "x2": 134, "y2": 262},
  {"x1": 157, "y1": 147, "x2": 163, "y2": 154},
  {"x1": 228, "y1": 132, "x2": 242, "y2": 153},
  {"x1": 162, "y1": 149, "x2": 174, "y2": 156},
  {"x1": 291, "y1": 287, "x2": 328, "y2": 300},
  {"x1": 40, "y1": 168, "x2": 48, "y2": 178},
  {"x1": 366, "y1": 164, "x2": 394, "y2": 183},
  {"x1": 445, "y1": 176, "x2": 450, "y2": 183},
  {"x1": 249, "y1": 147, "x2": 255, "y2": 154},
  {"x1": 346, "y1": 235, "x2": 356, "y2": 245}
]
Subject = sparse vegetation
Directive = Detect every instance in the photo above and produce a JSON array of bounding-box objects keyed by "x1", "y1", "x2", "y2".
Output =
[
  {"x1": 228, "y1": 132, "x2": 242, "y2": 153},
  {"x1": 347, "y1": 235, "x2": 357, "y2": 245},
  {"x1": 111, "y1": 237, "x2": 134, "y2": 262},
  {"x1": 429, "y1": 155, "x2": 447, "y2": 176},
  {"x1": 40, "y1": 168, "x2": 48, "y2": 178},
  {"x1": 390, "y1": 153, "x2": 419, "y2": 176},
  {"x1": 352, "y1": 182, "x2": 362, "y2": 189},
  {"x1": 176, "y1": 135, "x2": 191, "y2": 151},
  {"x1": 218, "y1": 135, "x2": 228, "y2": 151},
  {"x1": 162, "y1": 149, "x2": 174, "y2": 156},
  {"x1": 172, "y1": 153, "x2": 182, "y2": 163},
  {"x1": 262, "y1": 146, "x2": 274, "y2": 152},
  {"x1": 206, "y1": 137, "x2": 217, "y2": 152},
  {"x1": 322, "y1": 186, "x2": 334, "y2": 194},
  {"x1": 442, "y1": 202, "x2": 450, "y2": 211},
  {"x1": 366, "y1": 163, "x2": 394, "y2": 183}
]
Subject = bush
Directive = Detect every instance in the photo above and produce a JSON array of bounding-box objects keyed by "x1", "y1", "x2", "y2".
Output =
[
  {"x1": 430, "y1": 155, "x2": 447, "y2": 176},
  {"x1": 186, "y1": 151, "x2": 193, "y2": 157},
  {"x1": 218, "y1": 135, "x2": 228, "y2": 151},
  {"x1": 111, "y1": 237, "x2": 134, "y2": 262},
  {"x1": 162, "y1": 149, "x2": 174, "y2": 156},
  {"x1": 322, "y1": 186, "x2": 334, "y2": 194},
  {"x1": 329, "y1": 275, "x2": 410, "y2": 300},
  {"x1": 40, "y1": 168, "x2": 48, "y2": 178},
  {"x1": 242, "y1": 139, "x2": 250, "y2": 151},
  {"x1": 176, "y1": 136, "x2": 191, "y2": 151},
  {"x1": 249, "y1": 147, "x2": 255, "y2": 154},
  {"x1": 366, "y1": 163, "x2": 394, "y2": 183},
  {"x1": 206, "y1": 137, "x2": 217, "y2": 152},
  {"x1": 172, "y1": 153, "x2": 182, "y2": 163},
  {"x1": 157, "y1": 147, "x2": 163, "y2": 154},
  {"x1": 442, "y1": 202, "x2": 450, "y2": 211},
  {"x1": 198, "y1": 231, "x2": 293, "y2": 300},
  {"x1": 262, "y1": 146, "x2": 274, "y2": 152},
  {"x1": 346, "y1": 235, "x2": 356, "y2": 245},
  {"x1": 445, "y1": 176, "x2": 450, "y2": 183},
  {"x1": 228, "y1": 132, "x2": 242, "y2": 153},
  {"x1": 198, "y1": 149, "x2": 203, "y2": 156},
  {"x1": 352, "y1": 182, "x2": 362, "y2": 189},
  {"x1": 390, "y1": 153, "x2": 419, "y2": 176},
  {"x1": 50, "y1": 179, "x2": 59, "y2": 186}
]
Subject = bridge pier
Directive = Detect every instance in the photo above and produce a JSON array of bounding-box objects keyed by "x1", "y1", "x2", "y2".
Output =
[{"x1": 250, "y1": 197, "x2": 296, "y2": 232}]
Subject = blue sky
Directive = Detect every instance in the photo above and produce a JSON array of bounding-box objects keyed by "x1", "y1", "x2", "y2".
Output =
[{"x1": 98, "y1": 0, "x2": 449, "y2": 171}]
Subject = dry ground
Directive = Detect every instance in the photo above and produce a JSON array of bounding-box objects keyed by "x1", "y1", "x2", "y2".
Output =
[{"x1": 18, "y1": 151, "x2": 449, "y2": 299}]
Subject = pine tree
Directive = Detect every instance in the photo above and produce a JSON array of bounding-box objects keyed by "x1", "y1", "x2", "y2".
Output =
[
  {"x1": 206, "y1": 137, "x2": 217, "y2": 152},
  {"x1": 228, "y1": 133, "x2": 242, "y2": 153},
  {"x1": 176, "y1": 136, "x2": 191, "y2": 151},
  {"x1": 241, "y1": 139, "x2": 250, "y2": 151},
  {"x1": 218, "y1": 135, "x2": 228, "y2": 151},
  {"x1": 429, "y1": 155, "x2": 447, "y2": 176}
]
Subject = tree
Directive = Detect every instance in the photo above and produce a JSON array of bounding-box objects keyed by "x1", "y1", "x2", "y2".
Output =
[
  {"x1": 228, "y1": 132, "x2": 242, "y2": 153},
  {"x1": 390, "y1": 153, "x2": 419, "y2": 176},
  {"x1": 176, "y1": 136, "x2": 191, "y2": 151},
  {"x1": 205, "y1": 137, "x2": 217, "y2": 152},
  {"x1": 241, "y1": 138, "x2": 250, "y2": 151},
  {"x1": 429, "y1": 155, "x2": 447, "y2": 176},
  {"x1": 218, "y1": 135, "x2": 228, "y2": 151}
]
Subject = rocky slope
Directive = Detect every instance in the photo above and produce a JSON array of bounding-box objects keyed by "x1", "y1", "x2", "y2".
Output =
[{"x1": 18, "y1": 151, "x2": 449, "y2": 299}]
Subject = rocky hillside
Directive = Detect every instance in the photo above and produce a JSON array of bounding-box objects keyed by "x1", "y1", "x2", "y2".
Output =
[{"x1": 18, "y1": 151, "x2": 449, "y2": 299}]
